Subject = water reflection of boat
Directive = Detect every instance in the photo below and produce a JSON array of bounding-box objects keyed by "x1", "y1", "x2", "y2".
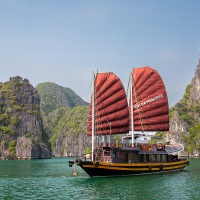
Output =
[{"x1": 69, "y1": 66, "x2": 189, "y2": 177}]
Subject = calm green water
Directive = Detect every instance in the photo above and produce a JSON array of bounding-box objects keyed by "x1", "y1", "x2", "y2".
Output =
[{"x1": 0, "y1": 158, "x2": 199, "y2": 200}]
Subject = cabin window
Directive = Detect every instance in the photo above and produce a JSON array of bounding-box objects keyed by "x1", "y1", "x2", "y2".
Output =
[
  {"x1": 149, "y1": 154, "x2": 156, "y2": 162},
  {"x1": 124, "y1": 153, "x2": 128, "y2": 161},
  {"x1": 162, "y1": 155, "x2": 167, "y2": 162},
  {"x1": 138, "y1": 155, "x2": 142, "y2": 162},
  {"x1": 112, "y1": 151, "x2": 120, "y2": 157},
  {"x1": 143, "y1": 154, "x2": 149, "y2": 163},
  {"x1": 168, "y1": 155, "x2": 172, "y2": 162},
  {"x1": 128, "y1": 153, "x2": 134, "y2": 161},
  {"x1": 156, "y1": 154, "x2": 161, "y2": 162},
  {"x1": 120, "y1": 152, "x2": 128, "y2": 161},
  {"x1": 120, "y1": 152, "x2": 125, "y2": 159},
  {"x1": 112, "y1": 151, "x2": 116, "y2": 157},
  {"x1": 104, "y1": 151, "x2": 110, "y2": 156}
]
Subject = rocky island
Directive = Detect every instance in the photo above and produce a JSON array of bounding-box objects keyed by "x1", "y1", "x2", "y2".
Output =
[{"x1": 0, "y1": 76, "x2": 50, "y2": 159}]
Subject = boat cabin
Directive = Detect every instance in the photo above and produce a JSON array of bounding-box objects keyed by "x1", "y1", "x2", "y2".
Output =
[{"x1": 93, "y1": 144, "x2": 180, "y2": 164}]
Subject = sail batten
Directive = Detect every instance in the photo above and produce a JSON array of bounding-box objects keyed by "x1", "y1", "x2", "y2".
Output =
[
  {"x1": 87, "y1": 67, "x2": 169, "y2": 136},
  {"x1": 130, "y1": 66, "x2": 169, "y2": 132},
  {"x1": 87, "y1": 72, "x2": 129, "y2": 136}
]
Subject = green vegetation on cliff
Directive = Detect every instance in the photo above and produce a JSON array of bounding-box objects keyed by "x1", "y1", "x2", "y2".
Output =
[
  {"x1": 170, "y1": 83, "x2": 200, "y2": 154},
  {"x1": 36, "y1": 82, "x2": 90, "y2": 157},
  {"x1": 0, "y1": 77, "x2": 38, "y2": 138},
  {"x1": 178, "y1": 84, "x2": 195, "y2": 125},
  {"x1": 36, "y1": 82, "x2": 89, "y2": 116},
  {"x1": 177, "y1": 84, "x2": 200, "y2": 153},
  {"x1": 0, "y1": 77, "x2": 50, "y2": 159},
  {"x1": 48, "y1": 106, "x2": 89, "y2": 151},
  {"x1": 0, "y1": 77, "x2": 90, "y2": 158},
  {"x1": 154, "y1": 82, "x2": 200, "y2": 155}
]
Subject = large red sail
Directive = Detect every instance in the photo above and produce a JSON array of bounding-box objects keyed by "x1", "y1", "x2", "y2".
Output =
[
  {"x1": 130, "y1": 66, "x2": 169, "y2": 131},
  {"x1": 87, "y1": 72, "x2": 129, "y2": 136}
]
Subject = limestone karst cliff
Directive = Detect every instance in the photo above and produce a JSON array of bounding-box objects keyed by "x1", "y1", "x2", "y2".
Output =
[
  {"x1": 0, "y1": 76, "x2": 50, "y2": 159},
  {"x1": 43, "y1": 106, "x2": 90, "y2": 157},
  {"x1": 36, "y1": 82, "x2": 90, "y2": 157},
  {"x1": 169, "y1": 60, "x2": 200, "y2": 156}
]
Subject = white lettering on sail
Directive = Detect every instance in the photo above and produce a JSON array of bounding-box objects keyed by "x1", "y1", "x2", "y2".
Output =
[{"x1": 134, "y1": 94, "x2": 164, "y2": 109}]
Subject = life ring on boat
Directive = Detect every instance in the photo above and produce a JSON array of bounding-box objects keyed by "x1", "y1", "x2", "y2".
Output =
[
  {"x1": 69, "y1": 162, "x2": 73, "y2": 167},
  {"x1": 94, "y1": 161, "x2": 99, "y2": 168},
  {"x1": 75, "y1": 158, "x2": 82, "y2": 166}
]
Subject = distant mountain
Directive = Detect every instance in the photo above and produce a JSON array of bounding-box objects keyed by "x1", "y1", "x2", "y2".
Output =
[
  {"x1": 36, "y1": 82, "x2": 90, "y2": 157},
  {"x1": 36, "y1": 82, "x2": 89, "y2": 116}
]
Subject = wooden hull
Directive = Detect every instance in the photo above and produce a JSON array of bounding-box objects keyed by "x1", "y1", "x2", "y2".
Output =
[{"x1": 71, "y1": 159, "x2": 189, "y2": 177}]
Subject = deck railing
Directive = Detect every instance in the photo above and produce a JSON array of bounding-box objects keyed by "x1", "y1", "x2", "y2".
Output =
[{"x1": 93, "y1": 142, "x2": 166, "y2": 151}]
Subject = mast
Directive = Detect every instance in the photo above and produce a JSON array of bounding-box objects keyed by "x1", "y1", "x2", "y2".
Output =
[
  {"x1": 130, "y1": 69, "x2": 134, "y2": 146},
  {"x1": 91, "y1": 71, "x2": 95, "y2": 161}
]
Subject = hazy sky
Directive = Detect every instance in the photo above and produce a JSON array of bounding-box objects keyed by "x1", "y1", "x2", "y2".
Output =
[{"x1": 0, "y1": 0, "x2": 199, "y2": 106}]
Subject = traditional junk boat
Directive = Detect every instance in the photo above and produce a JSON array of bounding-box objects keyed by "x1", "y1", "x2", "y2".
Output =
[{"x1": 69, "y1": 66, "x2": 189, "y2": 177}]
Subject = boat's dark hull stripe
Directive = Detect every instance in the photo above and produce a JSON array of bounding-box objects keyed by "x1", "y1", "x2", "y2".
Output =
[{"x1": 78, "y1": 160, "x2": 189, "y2": 177}]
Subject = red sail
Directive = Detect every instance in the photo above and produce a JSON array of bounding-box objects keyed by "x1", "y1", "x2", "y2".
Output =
[
  {"x1": 87, "y1": 72, "x2": 129, "y2": 136},
  {"x1": 130, "y1": 66, "x2": 169, "y2": 131}
]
